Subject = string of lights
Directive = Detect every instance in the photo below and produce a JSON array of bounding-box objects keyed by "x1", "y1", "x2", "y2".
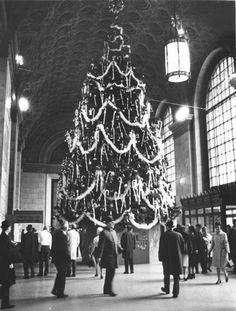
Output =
[{"x1": 147, "y1": 97, "x2": 206, "y2": 111}]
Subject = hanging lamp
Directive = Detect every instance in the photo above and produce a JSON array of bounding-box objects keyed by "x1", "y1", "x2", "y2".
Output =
[{"x1": 165, "y1": 14, "x2": 190, "y2": 83}]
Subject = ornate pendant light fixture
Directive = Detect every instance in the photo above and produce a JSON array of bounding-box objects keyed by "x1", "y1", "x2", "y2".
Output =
[{"x1": 165, "y1": 14, "x2": 190, "y2": 83}]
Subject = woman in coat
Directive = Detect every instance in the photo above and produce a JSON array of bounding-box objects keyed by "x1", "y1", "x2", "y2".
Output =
[
  {"x1": 67, "y1": 224, "x2": 80, "y2": 277},
  {"x1": 0, "y1": 220, "x2": 15, "y2": 309},
  {"x1": 209, "y1": 221, "x2": 230, "y2": 284}
]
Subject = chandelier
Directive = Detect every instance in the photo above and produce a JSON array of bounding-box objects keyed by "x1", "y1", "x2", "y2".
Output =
[{"x1": 165, "y1": 14, "x2": 190, "y2": 83}]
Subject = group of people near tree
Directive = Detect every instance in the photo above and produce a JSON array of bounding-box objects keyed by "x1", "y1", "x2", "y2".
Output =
[{"x1": 1, "y1": 216, "x2": 236, "y2": 308}]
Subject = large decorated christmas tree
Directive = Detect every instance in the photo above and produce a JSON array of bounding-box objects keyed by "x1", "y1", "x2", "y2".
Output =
[{"x1": 56, "y1": 0, "x2": 177, "y2": 229}]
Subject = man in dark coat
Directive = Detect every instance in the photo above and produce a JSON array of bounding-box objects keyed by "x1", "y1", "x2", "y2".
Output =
[
  {"x1": 159, "y1": 220, "x2": 184, "y2": 298},
  {"x1": 229, "y1": 219, "x2": 236, "y2": 274},
  {"x1": 195, "y1": 223, "x2": 207, "y2": 274},
  {"x1": 121, "y1": 224, "x2": 136, "y2": 274},
  {"x1": 0, "y1": 220, "x2": 15, "y2": 309},
  {"x1": 21, "y1": 224, "x2": 38, "y2": 279},
  {"x1": 97, "y1": 215, "x2": 122, "y2": 297},
  {"x1": 51, "y1": 216, "x2": 70, "y2": 298}
]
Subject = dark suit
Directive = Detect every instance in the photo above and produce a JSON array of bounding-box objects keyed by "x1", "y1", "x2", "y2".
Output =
[
  {"x1": 0, "y1": 232, "x2": 15, "y2": 308},
  {"x1": 21, "y1": 231, "x2": 38, "y2": 278},
  {"x1": 121, "y1": 230, "x2": 135, "y2": 273},
  {"x1": 97, "y1": 228, "x2": 120, "y2": 294},
  {"x1": 51, "y1": 229, "x2": 70, "y2": 297},
  {"x1": 159, "y1": 228, "x2": 184, "y2": 297}
]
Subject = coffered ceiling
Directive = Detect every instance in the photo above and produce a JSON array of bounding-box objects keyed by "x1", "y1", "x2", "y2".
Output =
[{"x1": 0, "y1": 0, "x2": 234, "y2": 163}]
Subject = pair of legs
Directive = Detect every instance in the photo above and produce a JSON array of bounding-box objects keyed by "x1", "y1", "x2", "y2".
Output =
[
  {"x1": 162, "y1": 273, "x2": 180, "y2": 298},
  {"x1": 1, "y1": 284, "x2": 14, "y2": 308},
  {"x1": 183, "y1": 266, "x2": 188, "y2": 280},
  {"x1": 67, "y1": 260, "x2": 76, "y2": 277},
  {"x1": 23, "y1": 260, "x2": 34, "y2": 278},
  {"x1": 91, "y1": 256, "x2": 103, "y2": 278},
  {"x1": 52, "y1": 260, "x2": 68, "y2": 297},
  {"x1": 162, "y1": 262, "x2": 180, "y2": 298},
  {"x1": 216, "y1": 266, "x2": 228, "y2": 284},
  {"x1": 124, "y1": 258, "x2": 134, "y2": 273},
  {"x1": 38, "y1": 246, "x2": 50, "y2": 276},
  {"x1": 103, "y1": 268, "x2": 116, "y2": 296}
]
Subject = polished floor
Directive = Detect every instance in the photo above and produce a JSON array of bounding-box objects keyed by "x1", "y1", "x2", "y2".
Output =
[{"x1": 10, "y1": 262, "x2": 236, "y2": 311}]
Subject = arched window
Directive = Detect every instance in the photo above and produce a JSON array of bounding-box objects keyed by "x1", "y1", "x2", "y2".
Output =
[
  {"x1": 162, "y1": 107, "x2": 176, "y2": 195},
  {"x1": 206, "y1": 56, "x2": 236, "y2": 187}
]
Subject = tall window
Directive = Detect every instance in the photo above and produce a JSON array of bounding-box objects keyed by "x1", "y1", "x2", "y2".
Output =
[
  {"x1": 162, "y1": 107, "x2": 176, "y2": 196},
  {"x1": 206, "y1": 56, "x2": 236, "y2": 187}
]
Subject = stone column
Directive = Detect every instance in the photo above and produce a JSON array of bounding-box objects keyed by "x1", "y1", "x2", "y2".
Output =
[
  {"x1": 0, "y1": 57, "x2": 12, "y2": 221},
  {"x1": 169, "y1": 115, "x2": 195, "y2": 206},
  {"x1": 7, "y1": 104, "x2": 20, "y2": 214}
]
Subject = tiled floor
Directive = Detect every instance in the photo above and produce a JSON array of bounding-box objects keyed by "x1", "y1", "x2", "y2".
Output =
[{"x1": 10, "y1": 263, "x2": 236, "y2": 311}]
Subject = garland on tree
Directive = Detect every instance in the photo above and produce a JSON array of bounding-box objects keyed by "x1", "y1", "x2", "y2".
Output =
[{"x1": 55, "y1": 0, "x2": 179, "y2": 229}]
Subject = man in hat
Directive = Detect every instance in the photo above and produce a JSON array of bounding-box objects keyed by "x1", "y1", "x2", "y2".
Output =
[
  {"x1": 21, "y1": 224, "x2": 38, "y2": 279},
  {"x1": 159, "y1": 220, "x2": 184, "y2": 298},
  {"x1": 121, "y1": 224, "x2": 136, "y2": 274},
  {"x1": 97, "y1": 215, "x2": 122, "y2": 296},
  {"x1": 0, "y1": 220, "x2": 15, "y2": 309}
]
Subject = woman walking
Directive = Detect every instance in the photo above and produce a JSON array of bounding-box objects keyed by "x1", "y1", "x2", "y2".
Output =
[{"x1": 209, "y1": 221, "x2": 230, "y2": 284}]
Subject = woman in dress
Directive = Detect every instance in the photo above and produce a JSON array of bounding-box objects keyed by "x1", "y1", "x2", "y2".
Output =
[
  {"x1": 209, "y1": 221, "x2": 230, "y2": 284},
  {"x1": 89, "y1": 227, "x2": 104, "y2": 279}
]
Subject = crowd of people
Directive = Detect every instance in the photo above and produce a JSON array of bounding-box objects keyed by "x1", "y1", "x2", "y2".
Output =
[
  {"x1": 159, "y1": 219, "x2": 236, "y2": 298},
  {"x1": 0, "y1": 217, "x2": 236, "y2": 308}
]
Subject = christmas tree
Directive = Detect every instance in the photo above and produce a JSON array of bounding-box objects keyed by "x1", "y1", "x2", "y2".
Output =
[{"x1": 56, "y1": 0, "x2": 176, "y2": 229}]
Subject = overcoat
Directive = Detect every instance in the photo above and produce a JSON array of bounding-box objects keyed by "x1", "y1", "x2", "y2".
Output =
[
  {"x1": 121, "y1": 231, "x2": 135, "y2": 260},
  {"x1": 211, "y1": 230, "x2": 230, "y2": 268},
  {"x1": 21, "y1": 231, "x2": 38, "y2": 262},
  {"x1": 159, "y1": 229, "x2": 184, "y2": 275},
  {"x1": 51, "y1": 229, "x2": 70, "y2": 265},
  {"x1": 67, "y1": 229, "x2": 80, "y2": 260},
  {"x1": 97, "y1": 228, "x2": 121, "y2": 269},
  {"x1": 0, "y1": 232, "x2": 16, "y2": 286}
]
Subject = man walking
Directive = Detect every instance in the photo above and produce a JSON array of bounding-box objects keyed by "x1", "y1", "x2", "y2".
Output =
[
  {"x1": 38, "y1": 226, "x2": 52, "y2": 276},
  {"x1": 159, "y1": 220, "x2": 184, "y2": 298},
  {"x1": 121, "y1": 224, "x2": 136, "y2": 274},
  {"x1": 97, "y1": 216, "x2": 122, "y2": 297}
]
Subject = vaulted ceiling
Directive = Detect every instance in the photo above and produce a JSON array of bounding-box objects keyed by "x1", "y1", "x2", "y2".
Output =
[{"x1": 0, "y1": 0, "x2": 234, "y2": 163}]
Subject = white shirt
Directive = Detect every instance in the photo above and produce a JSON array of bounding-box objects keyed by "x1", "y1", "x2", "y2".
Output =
[{"x1": 39, "y1": 230, "x2": 52, "y2": 248}]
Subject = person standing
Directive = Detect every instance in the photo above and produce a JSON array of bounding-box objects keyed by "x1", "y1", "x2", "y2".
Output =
[
  {"x1": 51, "y1": 216, "x2": 70, "y2": 298},
  {"x1": 97, "y1": 216, "x2": 122, "y2": 297},
  {"x1": 202, "y1": 226, "x2": 212, "y2": 272},
  {"x1": 209, "y1": 221, "x2": 230, "y2": 284},
  {"x1": 0, "y1": 220, "x2": 15, "y2": 309},
  {"x1": 67, "y1": 223, "x2": 80, "y2": 277},
  {"x1": 37, "y1": 226, "x2": 52, "y2": 277},
  {"x1": 89, "y1": 227, "x2": 104, "y2": 279},
  {"x1": 228, "y1": 219, "x2": 236, "y2": 274},
  {"x1": 121, "y1": 224, "x2": 136, "y2": 274},
  {"x1": 159, "y1": 220, "x2": 184, "y2": 298},
  {"x1": 21, "y1": 224, "x2": 38, "y2": 279},
  {"x1": 195, "y1": 224, "x2": 207, "y2": 274}
]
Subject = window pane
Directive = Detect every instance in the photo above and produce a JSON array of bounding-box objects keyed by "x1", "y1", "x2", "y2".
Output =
[
  {"x1": 206, "y1": 56, "x2": 236, "y2": 186},
  {"x1": 161, "y1": 107, "x2": 176, "y2": 196}
]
